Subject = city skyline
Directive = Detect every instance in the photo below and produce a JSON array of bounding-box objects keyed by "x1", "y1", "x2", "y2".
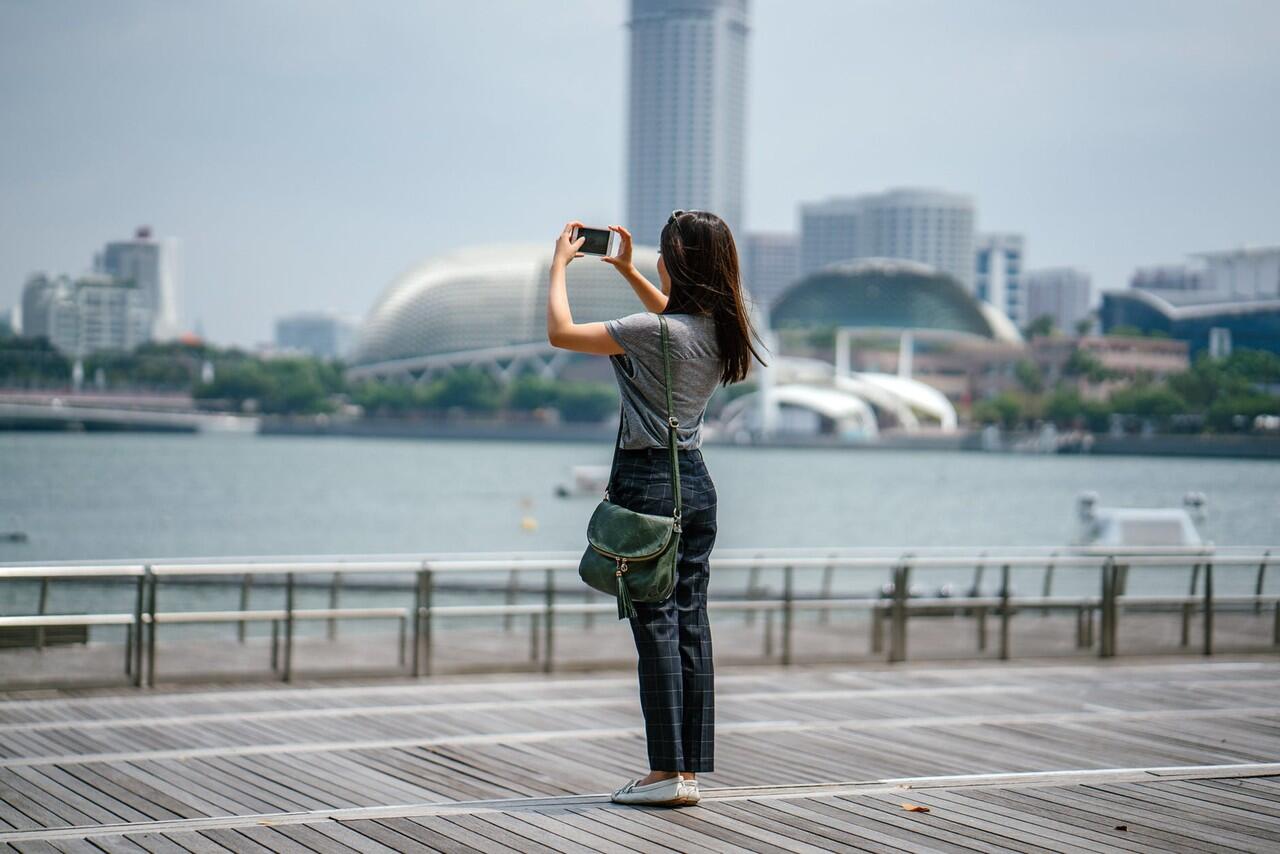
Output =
[{"x1": 2, "y1": 0, "x2": 1278, "y2": 347}]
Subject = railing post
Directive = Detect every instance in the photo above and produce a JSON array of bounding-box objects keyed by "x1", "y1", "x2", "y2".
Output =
[
  {"x1": 271, "y1": 621, "x2": 279, "y2": 671},
  {"x1": 782, "y1": 564, "x2": 794, "y2": 666},
  {"x1": 424, "y1": 567, "x2": 434, "y2": 676},
  {"x1": 328, "y1": 571, "x2": 342, "y2": 641},
  {"x1": 145, "y1": 566, "x2": 157, "y2": 687},
  {"x1": 969, "y1": 552, "x2": 986, "y2": 598},
  {"x1": 1255, "y1": 552, "x2": 1270, "y2": 615},
  {"x1": 238, "y1": 574, "x2": 252, "y2": 643},
  {"x1": 1099, "y1": 558, "x2": 1114, "y2": 659},
  {"x1": 745, "y1": 561, "x2": 762, "y2": 627},
  {"x1": 819, "y1": 555, "x2": 835, "y2": 625},
  {"x1": 504, "y1": 570, "x2": 518, "y2": 633},
  {"x1": 999, "y1": 563, "x2": 1011, "y2": 661},
  {"x1": 1181, "y1": 563, "x2": 1199, "y2": 647},
  {"x1": 283, "y1": 572, "x2": 295, "y2": 682},
  {"x1": 36, "y1": 577, "x2": 49, "y2": 651},
  {"x1": 889, "y1": 563, "x2": 909, "y2": 663},
  {"x1": 1203, "y1": 561, "x2": 1214, "y2": 656},
  {"x1": 1041, "y1": 553, "x2": 1056, "y2": 617},
  {"x1": 543, "y1": 568, "x2": 555, "y2": 674},
  {"x1": 131, "y1": 570, "x2": 145, "y2": 686},
  {"x1": 417, "y1": 565, "x2": 434, "y2": 677}
]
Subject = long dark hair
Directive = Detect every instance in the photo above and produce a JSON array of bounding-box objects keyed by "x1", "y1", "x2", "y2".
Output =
[{"x1": 659, "y1": 210, "x2": 768, "y2": 385}]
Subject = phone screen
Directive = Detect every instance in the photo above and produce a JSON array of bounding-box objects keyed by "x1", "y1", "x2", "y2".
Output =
[{"x1": 576, "y1": 227, "x2": 611, "y2": 255}]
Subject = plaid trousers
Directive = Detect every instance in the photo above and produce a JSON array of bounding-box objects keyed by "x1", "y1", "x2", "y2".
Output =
[{"x1": 607, "y1": 446, "x2": 717, "y2": 772}]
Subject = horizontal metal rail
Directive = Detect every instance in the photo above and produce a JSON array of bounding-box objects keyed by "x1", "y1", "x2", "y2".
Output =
[{"x1": 1, "y1": 547, "x2": 1274, "y2": 688}]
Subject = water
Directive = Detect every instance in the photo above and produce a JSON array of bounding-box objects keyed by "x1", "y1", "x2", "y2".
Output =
[{"x1": 2, "y1": 433, "x2": 1278, "y2": 620}]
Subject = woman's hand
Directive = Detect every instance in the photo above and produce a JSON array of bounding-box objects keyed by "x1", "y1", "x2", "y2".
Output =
[
  {"x1": 601, "y1": 224, "x2": 634, "y2": 273},
  {"x1": 553, "y1": 221, "x2": 586, "y2": 268}
]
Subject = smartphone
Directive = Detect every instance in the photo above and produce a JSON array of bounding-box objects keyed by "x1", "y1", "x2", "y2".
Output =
[{"x1": 571, "y1": 225, "x2": 618, "y2": 257}]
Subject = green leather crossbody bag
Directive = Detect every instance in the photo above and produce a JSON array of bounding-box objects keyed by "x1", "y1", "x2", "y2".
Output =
[{"x1": 579, "y1": 313, "x2": 682, "y2": 620}]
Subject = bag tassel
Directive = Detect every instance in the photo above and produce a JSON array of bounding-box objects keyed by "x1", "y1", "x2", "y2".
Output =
[{"x1": 616, "y1": 559, "x2": 637, "y2": 620}]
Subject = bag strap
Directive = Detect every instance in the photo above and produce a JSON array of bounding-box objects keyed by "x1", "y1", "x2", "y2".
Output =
[
  {"x1": 659, "y1": 314, "x2": 682, "y2": 528},
  {"x1": 602, "y1": 313, "x2": 682, "y2": 530}
]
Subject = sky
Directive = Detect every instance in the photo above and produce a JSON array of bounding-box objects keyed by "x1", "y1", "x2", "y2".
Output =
[{"x1": 2, "y1": 0, "x2": 1278, "y2": 347}]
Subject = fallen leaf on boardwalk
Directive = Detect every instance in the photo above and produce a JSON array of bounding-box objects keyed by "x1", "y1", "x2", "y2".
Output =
[
  {"x1": 902, "y1": 803, "x2": 931, "y2": 813},
  {"x1": 1114, "y1": 825, "x2": 1128, "y2": 832}
]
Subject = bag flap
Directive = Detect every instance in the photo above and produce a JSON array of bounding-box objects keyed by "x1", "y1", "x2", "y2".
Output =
[{"x1": 586, "y1": 500, "x2": 675, "y2": 559}]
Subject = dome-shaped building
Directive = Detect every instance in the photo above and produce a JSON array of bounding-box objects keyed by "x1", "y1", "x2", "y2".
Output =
[{"x1": 349, "y1": 244, "x2": 662, "y2": 381}]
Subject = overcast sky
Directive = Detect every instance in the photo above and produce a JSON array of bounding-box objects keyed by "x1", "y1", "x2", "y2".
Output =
[{"x1": 2, "y1": 0, "x2": 1277, "y2": 347}]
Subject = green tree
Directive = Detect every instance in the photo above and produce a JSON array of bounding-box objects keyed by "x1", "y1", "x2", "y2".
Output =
[
  {"x1": 1023, "y1": 314, "x2": 1055, "y2": 339},
  {"x1": 554, "y1": 382, "x2": 618, "y2": 422},
  {"x1": 0, "y1": 337, "x2": 70, "y2": 386},
  {"x1": 1014, "y1": 360, "x2": 1045, "y2": 394},
  {"x1": 431, "y1": 366, "x2": 501, "y2": 412},
  {"x1": 971, "y1": 392, "x2": 1025, "y2": 429},
  {"x1": 507, "y1": 375, "x2": 559, "y2": 411}
]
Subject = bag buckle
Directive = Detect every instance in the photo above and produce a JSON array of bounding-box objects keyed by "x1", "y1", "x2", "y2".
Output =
[
  {"x1": 615, "y1": 557, "x2": 629, "y2": 576},
  {"x1": 668, "y1": 416, "x2": 680, "y2": 428}
]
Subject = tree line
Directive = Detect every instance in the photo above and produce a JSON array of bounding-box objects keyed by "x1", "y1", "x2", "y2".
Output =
[{"x1": 0, "y1": 338, "x2": 619, "y2": 422}]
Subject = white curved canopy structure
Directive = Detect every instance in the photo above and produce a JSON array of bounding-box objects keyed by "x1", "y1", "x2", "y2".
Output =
[
  {"x1": 718, "y1": 384, "x2": 879, "y2": 441},
  {"x1": 755, "y1": 354, "x2": 958, "y2": 433}
]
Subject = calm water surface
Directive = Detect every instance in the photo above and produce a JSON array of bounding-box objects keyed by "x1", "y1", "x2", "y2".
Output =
[{"x1": 2, "y1": 432, "x2": 1277, "y2": 561}]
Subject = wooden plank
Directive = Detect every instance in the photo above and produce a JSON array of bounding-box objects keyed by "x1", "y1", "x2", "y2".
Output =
[
  {"x1": 354, "y1": 817, "x2": 485, "y2": 853},
  {"x1": 501, "y1": 806, "x2": 655, "y2": 854},
  {"x1": 584, "y1": 805, "x2": 746, "y2": 854},
  {"x1": 788, "y1": 793, "x2": 998, "y2": 854},
  {"x1": 714, "y1": 798, "x2": 884, "y2": 853},
  {"x1": 111, "y1": 831, "x2": 195, "y2": 854},
  {"x1": 275, "y1": 820, "x2": 402, "y2": 854},
  {"x1": 1017, "y1": 784, "x2": 1272, "y2": 853},
  {"x1": 546, "y1": 806, "x2": 679, "y2": 854},
  {"x1": 444, "y1": 812, "x2": 584, "y2": 854}
]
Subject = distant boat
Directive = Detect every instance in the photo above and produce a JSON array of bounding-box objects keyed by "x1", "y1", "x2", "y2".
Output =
[
  {"x1": 555, "y1": 465, "x2": 610, "y2": 498},
  {"x1": 1074, "y1": 490, "x2": 1207, "y2": 547}
]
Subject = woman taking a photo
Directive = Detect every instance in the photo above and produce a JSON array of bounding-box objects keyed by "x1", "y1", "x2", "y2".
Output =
[{"x1": 546, "y1": 210, "x2": 768, "y2": 806}]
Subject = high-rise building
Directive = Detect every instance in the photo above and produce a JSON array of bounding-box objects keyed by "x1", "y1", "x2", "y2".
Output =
[
  {"x1": 20, "y1": 273, "x2": 151, "y2": 357},
  {"x1": 1191, "y1": 247, "x2": 1280, "y2": 301},
  {"x1": 799, "y1": 188, "x2": 976, "y2": 290},
  {"x1": 275, "y1": 312, "x2": 358, "y2": 360},
  {"x1": 741, "y1": 232, "x2": 799, "y2": 309},
  {"x1": 1025, "y1": 267, "x2": 1092, "y2": 333},
  {"x1": 974, "y1": 233, "x2": 1025, "y2": 326},
  {"x1": 1130, "y1": 264, "x2": 1205, "y2": 293},
  {"x1": 95, "y1": 226, "x2": 180, "y2": 339},
  {"x1": 626, "y1": 0, "x2": 749, "y2": 246}
]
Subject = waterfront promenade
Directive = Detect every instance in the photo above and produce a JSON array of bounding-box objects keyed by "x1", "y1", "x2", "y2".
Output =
[{"x1": 1, "y1": 657, "x2": 1278, "y2": 851}]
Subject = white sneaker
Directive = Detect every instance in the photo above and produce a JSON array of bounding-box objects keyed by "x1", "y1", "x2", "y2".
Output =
[
  {"x1": 611, "y1": 775, "x2": 697, "y2": 806},
  {"x1": 682, "y1": 777, "x2": 701, "y2": 804}
]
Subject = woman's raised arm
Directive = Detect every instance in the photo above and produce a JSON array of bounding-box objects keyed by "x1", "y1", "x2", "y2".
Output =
[
  {"x1": 546, "y1": 220, "x2": 625, "y2": 355},
  {"x1": 602, "y1": 225, "x2": 668, "y2": 313}
]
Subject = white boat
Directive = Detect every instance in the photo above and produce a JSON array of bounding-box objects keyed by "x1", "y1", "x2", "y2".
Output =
[
  {"x1": 1075, "y1": 491, "x2": 1207, "y2": 547},
  {"x1": 555, "y1": 465, "x2": 611, "y2": 498}
]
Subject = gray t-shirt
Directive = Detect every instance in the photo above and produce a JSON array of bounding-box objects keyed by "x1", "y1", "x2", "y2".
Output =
[{"x1": 604, "y1": 311, "x2": 722, "y2": 450}]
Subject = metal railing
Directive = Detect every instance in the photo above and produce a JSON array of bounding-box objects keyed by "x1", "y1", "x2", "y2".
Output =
[{"x1": 1, "y1": 546, "x2": 1275, "y2": 688}]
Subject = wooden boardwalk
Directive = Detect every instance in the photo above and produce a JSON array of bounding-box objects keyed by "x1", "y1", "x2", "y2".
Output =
[{"x1": 0, "y1": 658, "x2": 1277, "y2": 851}]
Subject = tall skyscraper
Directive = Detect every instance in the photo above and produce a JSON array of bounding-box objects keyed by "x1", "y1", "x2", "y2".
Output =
[
  {"x1": 799, "y1": 188, "x2": 976, "y2": 290},
  {"x1": 1025, "y1": 267, "x2": 1092, "y2": 333},
  {"x1": 974, "y1": 233, "x2": 1025, "y2": 326},
  {"x1": 741, "y1": 232, "x2": 799, "y2": 309},
  {"x1": 96, "y1": 226, "x2": 180, "y2": 340},
  {"x1": 626, "y1": 0, "x2": 749, "y2": 246}
]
